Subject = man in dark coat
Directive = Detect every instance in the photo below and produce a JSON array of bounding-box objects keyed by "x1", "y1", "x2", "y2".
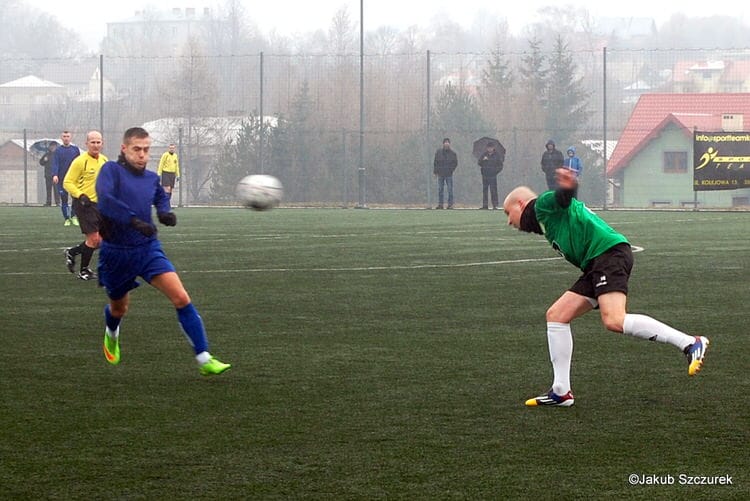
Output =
[
  {"x1": 39, "y1": 142, "x2": 60, "y2": 206},
  {"x1": 478, "y1": 144, "x2": 503, "y2": 209},
  {"x1": 433, "y1": 138, "x2": 458, "y2": 209},
  {"x1": 540, "y1": 139, "x2": 564, "y2": 190}
]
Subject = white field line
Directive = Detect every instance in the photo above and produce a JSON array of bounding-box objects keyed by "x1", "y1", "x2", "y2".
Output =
[{"x1": 1, "y1": 250, "x2": 644, "y2": 276}]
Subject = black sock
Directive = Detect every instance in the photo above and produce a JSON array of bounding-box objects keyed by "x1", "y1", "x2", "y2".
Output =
[
  {"x1": 69, "y1": 241, "x2": 86, "y2": 256},
  {"x1": 80, "y1": 244, "x2": 95, "y2": 269}
]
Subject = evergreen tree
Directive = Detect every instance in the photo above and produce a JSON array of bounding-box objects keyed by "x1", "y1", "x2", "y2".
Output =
[
  {"x1": 481, "y1": 48, "x2": 514, "y2": 91},
  {"x1": 545, "y1": 34, "x2": 591, "y2": 144},
  {"x1": 518, "y1": 37, "x2": 548, "y2": 104},
  {"x1": 480, "y1": 46, "x2": 515, "y2": 143},
  {"x1": 209, "y1": 116, "x2": 263, "y2": 202}
]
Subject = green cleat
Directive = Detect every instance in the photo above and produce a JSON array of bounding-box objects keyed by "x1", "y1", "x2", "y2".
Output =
[
  {"x1": 103, "y1": 330, "x2": 120, "y2": 365},
  {"x1": 71, "y1": 216, "x2": 80, "y2": 226},
  {"x1": 64, "y1": 218, "x2": 72, "y2": 226},
  {"x1": 200, "y1": 357, "x2": 231, "y2": 376}
]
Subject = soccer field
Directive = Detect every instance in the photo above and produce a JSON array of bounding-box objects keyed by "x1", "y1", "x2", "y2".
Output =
[{"x1": 1, "y1": 207, "x2": 747, "y2": 499}]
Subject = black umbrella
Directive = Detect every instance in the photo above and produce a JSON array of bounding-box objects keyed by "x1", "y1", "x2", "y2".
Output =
[
  {"x1": 30, "y1": 139, "x2": 59, "y2": 155},
  {"x1": 472, "y1": 136, "x2": 505, "y2": 159}
]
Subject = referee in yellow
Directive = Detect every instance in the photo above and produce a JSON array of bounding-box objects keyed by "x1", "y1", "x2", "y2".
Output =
[
  {"x1": 157, "y1": 143, "x2": 180, "y2": 202},
  {"x1": 63, "y1": 131, "x2": 108, "y2": 280}
]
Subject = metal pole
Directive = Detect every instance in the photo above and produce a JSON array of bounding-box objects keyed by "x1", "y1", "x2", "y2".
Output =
[
  {"x1": 357, "y1": 0, "x2": 366, "y2": 208},
  {"x1": 178, "y1": 127, "x2": 184, "y2": 207},
  {"x1": 342, "y1": 129, "x2": 348, "y2": 207},
  {"x1": 99, "y1": 54, "x2": 104, "y2": 134},
  {"x1": 259, "y1": 51, "x2": 264, "y2": 174},
  {"x1": 23, "y1": 129, "x2": 28, "y2": 205},
  {"x1": 693, "y1": 127, "x2": 698, "y2": 210},
  {"x1": 426, "y1": 50, "x2": 431, "y2": 207},
  {"x1": 602, "y1": 47, "x2": 608, "y2": 210}
]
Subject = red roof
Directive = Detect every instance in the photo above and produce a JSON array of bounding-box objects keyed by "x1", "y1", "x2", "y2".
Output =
[{"x1": 607, "y1": 93, "x2": 750, "y2": 175}]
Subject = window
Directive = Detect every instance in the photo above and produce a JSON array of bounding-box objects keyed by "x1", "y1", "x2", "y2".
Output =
[{"x1": 663, "y1": 151, "x2": 687, "y2": 173}]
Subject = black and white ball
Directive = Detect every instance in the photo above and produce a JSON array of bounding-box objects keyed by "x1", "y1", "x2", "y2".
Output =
[{"x1": 236, "y1": 175, "x2": 283, "y2": 210}]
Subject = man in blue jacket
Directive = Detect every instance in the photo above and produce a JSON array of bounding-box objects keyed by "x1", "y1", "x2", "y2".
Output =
[
  {"x1": 563, "y1": 146, "x2": 583, "y2": 177},
  {"x1": 96, "y1": 127, "x2": 230, "y2": 376}
]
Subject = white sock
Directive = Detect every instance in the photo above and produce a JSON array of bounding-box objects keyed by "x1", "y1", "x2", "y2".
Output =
[
  {"x1": 106, "y1": 326, "x2": 120, "y2": 339},
  {"x1": 547, "y1": 322, "x2": 573, "y2": 395},
  {"x1": 622, "y1": 314, "x2": 693, "y2": 350},
  {"x1": 196, "y1": 351, "x2": 211, "y2": 365}
]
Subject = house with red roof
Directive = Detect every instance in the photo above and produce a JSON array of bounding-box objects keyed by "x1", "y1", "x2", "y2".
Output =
[{"x1": 607, "y1": 93, "x2": 750, "y2": 208}]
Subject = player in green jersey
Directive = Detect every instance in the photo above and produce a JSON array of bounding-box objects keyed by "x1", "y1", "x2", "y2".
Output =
[{"x1": 502, "y1": 168, "x2": 709, "y2": 407}]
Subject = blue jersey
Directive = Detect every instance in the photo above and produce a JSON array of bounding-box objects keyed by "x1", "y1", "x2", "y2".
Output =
[
  {"x1": 51, "y1": 144, "x2": 81, "y2": 179},
  {"x1": 96, "y1": 160, "x2": 171, "y2": 247}
]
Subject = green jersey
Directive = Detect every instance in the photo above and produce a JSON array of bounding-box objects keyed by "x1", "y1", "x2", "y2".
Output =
[{"x1": 534, "y1": 191, "x2": 629, "y2": 270}]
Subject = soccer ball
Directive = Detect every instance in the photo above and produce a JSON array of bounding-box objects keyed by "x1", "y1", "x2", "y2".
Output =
[{"x1": 236, "y1": 174, "x2": 283, "y2": 210}]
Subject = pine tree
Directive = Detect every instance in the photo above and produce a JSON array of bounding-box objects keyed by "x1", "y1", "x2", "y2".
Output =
[
  {"x1": 545, "y1": 34, "x2": 591, "y2": 144},
  {"x1": 208, "y1": 116, "x2": 263, "y2": 202},
  {"x1": 518, "y1": 37, "x2": 548, "y2": 104}
]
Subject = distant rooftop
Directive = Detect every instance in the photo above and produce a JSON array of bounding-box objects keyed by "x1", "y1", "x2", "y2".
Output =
[{"x1": 0, "y1": 75, "x2": 63, "y2": 88}]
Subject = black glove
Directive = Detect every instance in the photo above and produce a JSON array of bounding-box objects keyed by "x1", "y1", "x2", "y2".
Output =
[
  {"x1": 130, "y1": 217, "x2": 156, "y2": 237},
  {"x1": 78, "y1": 194, "x2": 91, "y2": 207},
  {"x1": 158, "y1": 212, "x2": 177, "y2": 226}
]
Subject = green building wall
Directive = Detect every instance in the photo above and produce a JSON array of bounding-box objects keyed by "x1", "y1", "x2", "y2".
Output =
[{"x1": 620, "y1": 124, "x2": 750, "y2": 208}]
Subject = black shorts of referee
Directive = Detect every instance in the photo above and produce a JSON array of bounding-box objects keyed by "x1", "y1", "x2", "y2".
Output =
[
  {"x1": 72, "y1": 197, "x2": 102, "y2": 235},
  {"x1": 161, "y1": 172, "x2": 177, "y2": 188}
]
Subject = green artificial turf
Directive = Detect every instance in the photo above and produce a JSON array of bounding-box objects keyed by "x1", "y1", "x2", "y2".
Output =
[{"x1": 1, "y1": 207, "x2": 747, "y2": 499}]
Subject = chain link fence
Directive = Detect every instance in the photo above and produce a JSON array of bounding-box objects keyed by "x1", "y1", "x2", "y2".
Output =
[{"x1": 2, "y1": 47, "x2": 749, "y2": 207}]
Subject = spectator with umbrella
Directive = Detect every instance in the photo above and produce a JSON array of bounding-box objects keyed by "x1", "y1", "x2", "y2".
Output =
[{"x1": 473, "y1": 137, "x2": 505, "y2": 209}]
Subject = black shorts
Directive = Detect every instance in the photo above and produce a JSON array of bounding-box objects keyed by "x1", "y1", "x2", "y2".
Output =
[
  {"x1": 72, "y1": 198, "x2": 102, "y2": 235},
  {"x1": 569, "y1": 243, "x2": 633, "y2": 299},
  {"x1": 161, "y1": 172, "x2": 176, "y2": 188}
]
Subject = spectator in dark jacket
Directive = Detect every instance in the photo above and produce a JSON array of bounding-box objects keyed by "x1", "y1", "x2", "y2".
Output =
[
  {"x1": 39, "y1": 142, "x2": 60, "y2": 206},
  {"x1": 478, "y1": 144, "x2": 503, "y2": 209},
  {"x1": 540, "y1": 139, "x2": 564, "y2": 190},
  {"x1": 433, "y1": 138, "x2": 458, "y2": 209}
]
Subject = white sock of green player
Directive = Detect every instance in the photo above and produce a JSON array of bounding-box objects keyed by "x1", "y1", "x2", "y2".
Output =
[
  {"x1": 623, "y1": 314, "x2": 693, "y2": 350},
  {"x1": 547, "y1": 322, "x2": 573, "y2": 395}
]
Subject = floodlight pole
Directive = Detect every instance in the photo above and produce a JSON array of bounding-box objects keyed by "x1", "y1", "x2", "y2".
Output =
[
  {"x1": 259, "y1": 51, "x2": 264, "y2": 174},
  {"x1": 426, "y1": 50, "x2": 431, "y2": 207},
  {"x1": 99, "y1": 55, "x2": 104, "y2": 135},
  {"x1": 357, "y1": 0, "x2": 366, "y2": 208},
  {"x1": 602, "y1": 47, "x2": 608, "y2": 210}
]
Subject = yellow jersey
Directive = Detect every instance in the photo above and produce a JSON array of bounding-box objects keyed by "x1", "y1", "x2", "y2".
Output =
[
  {"x1": 158, "y1": 151, "x2": 180, "y2": 177},
  {"x1": 63, "y1": 152, "x2": 108, "y2": 202}
]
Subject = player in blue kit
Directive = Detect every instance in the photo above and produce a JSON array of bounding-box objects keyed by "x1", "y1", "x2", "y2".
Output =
[
  {"x1": 52, "y1": 130, "x2": 81, "y2": 226},
  {"x1": 503, "y1": 168, "x2": 709, "y2": 407},
  {"x1": 95, "y1": 127, "x2": 230, "y2": 376}
]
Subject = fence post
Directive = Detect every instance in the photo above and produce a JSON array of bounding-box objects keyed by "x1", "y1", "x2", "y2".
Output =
[
  {"x1": 23, "y1": 129, "x2": 28, "y2": 205},
  {"x1": 342, "y1": 128, "x2": 348, "y2": 207},
  {"x1": 178, "y1": 127, "x2": 184, "y2": 207}
]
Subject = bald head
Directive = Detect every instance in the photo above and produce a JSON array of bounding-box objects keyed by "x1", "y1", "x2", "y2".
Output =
[
  {"x1": 85, "y1": 130, "x2": 103, "y2": 158},
  {"x1": 504, "y1": 186, "x2": 536, "y2": 207},
  {"x1": 503, "y1": 186, "x2": 537, "y2": 230}
]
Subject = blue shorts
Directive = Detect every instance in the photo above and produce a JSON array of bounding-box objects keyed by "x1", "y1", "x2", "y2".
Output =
[{"x1": 98, "y1": 239, "x2": 176, "y2": 300}]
